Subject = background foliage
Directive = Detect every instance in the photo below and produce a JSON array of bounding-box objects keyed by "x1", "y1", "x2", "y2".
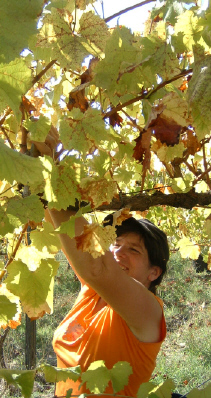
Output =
[{"x1": 0, "y1": 0, "x2": 211, "y2": 396}]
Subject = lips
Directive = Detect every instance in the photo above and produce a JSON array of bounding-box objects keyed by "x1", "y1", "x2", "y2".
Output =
[{"x1": 119, "y1": 264, "x2": 129, "y2": 271}]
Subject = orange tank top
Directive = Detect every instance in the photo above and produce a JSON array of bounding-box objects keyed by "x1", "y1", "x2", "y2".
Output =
[{"x1": 53, "y1": 284, "x2": 166, "y2": 397}]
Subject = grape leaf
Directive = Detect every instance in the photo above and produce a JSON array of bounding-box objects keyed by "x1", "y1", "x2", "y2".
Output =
[
  {"x1": 109, "y1": 361, "x2": 132, "y2": 393},
  {"x1": 204, "y1": 219, "x2": 211, "y2": 238},
  {"x1": 174, "y1": 10, "x2": 202, "y2": 51},
  {"x1": 79, "y1": 11, "x2": 109, "y2": 53},
  {"x1": 156, "y1": 142, "x2": 185, "y2": 163},
  {"x1": 0, "y1": 59, "x2": 31, "y2": 119},
  {"x1": 0, "y1": 369, "x2": 35, "y2": 398},
  {"x1": 0, "y1": 284, "x2": 21, "y2": 329},
  {"x1": 79, "y1": 177, "x2": 117, "y2": 208},
  {"x1": 60, "y1": 109, "x2": 109, "y2": 155},
  {"x1": 0, "y1": 205, "x2": 16, "y2": 236},
  {"x1": 176, "y1": 237, "x2": 200, "y2": 259},
  {"x1": 24, "y1": 115, "x2": 51, "y2": 142},
  {"x1": 15, "y1": 245, "x2": 55, "y2": 273},
  {"x1": 5, "y1": 259, "x2": 59, "y2": 318},
  {"x1": 0, "y1": 0, "x2": 43, "y2": 63},
  {"x1": 37, "y1": 8, "x2": 89, "y2": 69},
  {"x1": 45, "y1": 158, "x2": 82, "y2": 210},
  {"x1": 188, "y1": 45, "x2": 211, "y2": 140},
  {"x1": 81, "y1": 360, "x2": 110, "y2": 393},
  {"x1": 145, "y1": 379, "x2": 175, "y2": 398},
  {"x1": 0, "y1": 139, "x2": 44, "y2": 186},
  {"x1": 6, "y1": 194, "x2": 44, "y2": 225},
  {"x1": 76, "y1": 0, "x2": 95, "y2": 10},
  {"x1": 94, "y1": 27, "x2": 143, "y2": 100},
  {"x1": 137, "y1": 381, "x2": 157, "y2": 398},
  {"x1": 31, "y1": 222, "x2": 61, "y2": 253},
  {"x1": 187, "y1": 383, "x2": 211, "y2": 398},
  {"x1": 75, "y1": 224, "x2": 116, "y2": 258},
  {"x1": 162, "y1": 92, "x2": 191, "y2": 127},
  {"x1": 41, "y1": 364, "x2": 81, "y2": 383}
]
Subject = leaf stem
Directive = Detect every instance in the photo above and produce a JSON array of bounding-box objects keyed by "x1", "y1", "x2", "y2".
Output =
[
  {"x1": 5, "y1": 223, "x2": 29, "y2": 268},
  {"x1": 0, "y1": 126, "x2": 15, "y2": 149}
]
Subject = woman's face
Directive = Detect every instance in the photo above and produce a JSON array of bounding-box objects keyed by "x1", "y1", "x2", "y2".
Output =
[{"x1": 110, "y1": 232, "x2": 161, "y2": 288}]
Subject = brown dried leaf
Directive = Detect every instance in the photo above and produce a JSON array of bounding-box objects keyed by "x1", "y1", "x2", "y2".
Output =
[{"x1": 151, "y1": 114, "x2": 181, "y2": 146}]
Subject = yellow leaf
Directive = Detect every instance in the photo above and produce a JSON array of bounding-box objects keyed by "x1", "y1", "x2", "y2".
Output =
[
  {"x1": 176, "y1": 237, "x2": 200, "y2": 259},
  {"x1": 76, "y1": 224, "x2": 116, "y2": 258}
]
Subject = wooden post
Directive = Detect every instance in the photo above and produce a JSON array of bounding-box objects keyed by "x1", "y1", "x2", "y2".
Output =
[{"x1": 25, "y1": 315, "x2": 36, "y2": 369}]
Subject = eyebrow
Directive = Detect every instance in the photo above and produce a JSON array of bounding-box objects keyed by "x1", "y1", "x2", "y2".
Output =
[{"x1": 115, "y1": 238, "x2": 143, "y2": 250}]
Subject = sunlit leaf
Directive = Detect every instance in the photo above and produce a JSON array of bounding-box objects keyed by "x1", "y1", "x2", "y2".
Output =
[
  {"x1": 5, "y1": 259, "x2": 59, "y2": 318},
  {"x1": 81, "y1": 360, "x2": 110, "y2": 393},
  {"x1": 0, "y1": 0, "x2": 43, "y2": 62},
  {"x1": 0, "y1": 284, "x2": 21, "y2": 329},
  {"x1": 0, "y1": 59, "x2": 31, "y2": 119},
  {"x1": 75, "y1": 224, "x2": 116, "y2": 258},
  {"x1": 109, "y1": 361, "x2": 132, "y2": 393},
  {"x1": 31, "y1": 221, "x2": 61, "y2": 253},
  {"x1": 176, "y1": 237, "x2": 200, "y2": 260},
  {"x1": 0, "y1": 369, "x2": 35, "y2": 398},
  {"x1": 41, "y1": 364, "x2": 81, "y2": 383},
  {"x1": 24, "y1": 115, "x2": 51, "y2": 142}
]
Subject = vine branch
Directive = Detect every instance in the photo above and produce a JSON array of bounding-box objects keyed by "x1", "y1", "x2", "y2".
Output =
[
  {"x1": 97, "y1": 190, "x2": 211, "y2": 212},
  {"x1": 5, "y1": 223, "x2": 29, "y2": 268},
  {"x1": 104, "y1": 0, "x2": 156, "y2": 23},
  {"x1": 103, "y1": 68, "x2": 193, "y2": 119}
]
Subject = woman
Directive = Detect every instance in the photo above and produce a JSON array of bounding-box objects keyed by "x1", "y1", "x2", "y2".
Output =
[{"x1": 47, "y1": 209, "x2": 169, "y2": 397}]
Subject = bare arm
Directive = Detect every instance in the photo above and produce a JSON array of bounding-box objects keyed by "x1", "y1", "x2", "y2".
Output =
[{"x1": 47, "y1": 208, "x2": 163, "y2": 342}]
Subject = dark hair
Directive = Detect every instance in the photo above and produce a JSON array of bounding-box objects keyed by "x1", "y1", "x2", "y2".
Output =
[{"x1": 104, "y1": 214, "x2": 169, "y2": 294}]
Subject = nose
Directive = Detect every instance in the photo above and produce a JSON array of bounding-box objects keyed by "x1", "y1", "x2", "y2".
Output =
[{"x1": 113, "y1": 245, "x2": 127, "y2": 259}]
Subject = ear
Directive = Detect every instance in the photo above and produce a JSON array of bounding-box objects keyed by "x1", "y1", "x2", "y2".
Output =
[{"x1": 148, "y1": 266, "x2": 162, "y2": 282}]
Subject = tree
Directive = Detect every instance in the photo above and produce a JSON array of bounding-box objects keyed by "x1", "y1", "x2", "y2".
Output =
[{"x1": 0, "y1": 0, "x2": 211, "y2": 394}]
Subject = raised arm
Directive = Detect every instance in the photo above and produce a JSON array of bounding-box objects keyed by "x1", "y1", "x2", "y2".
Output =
[{"x1": 46, "y1": 208, "x2": 163, "y2": 343}]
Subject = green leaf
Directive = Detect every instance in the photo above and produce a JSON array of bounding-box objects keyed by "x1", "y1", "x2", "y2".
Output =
[
  {"x1": 81, "y1": 360, "x2": 110, "y2": 393},
  {"x1": 58, "y1": 215, "x2": 77, "y2": 238},
  {"x1": 137, "y1": 381, "x2": 157, "y2": 398},
  {"x1": 31, "y1": 221, "x2": 61, "y2": 253},
  {"x1": 0, "y1": 59, "x2": 31, "y2": 119},
  {"x1": 6, "y1": 194, "x2": 44, "y2": 225},
  {"x1": 37, "y1": 8, "x2": 89, "y2": 69},
  {"x1": 204, "y1": 219, "x2": 211, "y2": 238},
  {"x1": 79, "y1": 11, "x2": 109, "y2": 53},
  {"x1": 5, "y1": 259, "x2": 59, "y2": 318},
  {"x1": 76, "y1": 0, "x2": 96, "y2": 10},
  {"x1": 60, "y1": 108, "x2": 109, "y2": 156},
  {"x1": 0, "y1": 285, "x2": 20, "y2": 328},
  {"x1": 24, "y1": 115, "x2": 51, "y2": 142},
  {"x1": 109, "y1": 361, "x2": 133, "y2": 393},
  {"x1": 0, "y1": 369, "x2": 35, "y2": 398},
  {"x1": 45, "y1": 157, "x2": 82, "y2": 210},
  {"x1": 188, "y1": 383, "x2": 211, "y2": 398},
  {"x1": 0, "y1": 0, "x2": 43, "y2": 62},
  {"x1": 174, "y1": 10, "x2": 202, "y2": 51},
  {"x1": 41, "y1": 364, "x2": 81, "y2": 383},
  {"x1": 94, "y1": 27, "x2": 143, "y2": 100},
  {"x1": 188, "y1": 45, "x2": 211, "y2": 140},
  {"x1": 150, "y1": 379, "x2": 175, "y2": 398},
  {"x1": 0, "y1": 139, "x2": 44, "y2": 186}
]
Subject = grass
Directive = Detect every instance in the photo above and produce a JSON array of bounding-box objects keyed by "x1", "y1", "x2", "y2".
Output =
[{"x1": 1, "y1": 251, "x2": 211, "y2": 397}]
